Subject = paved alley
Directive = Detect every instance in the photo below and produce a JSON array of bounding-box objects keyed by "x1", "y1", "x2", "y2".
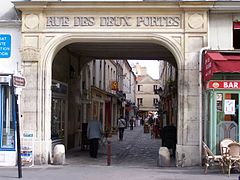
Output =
[{"x1": 66, "y1": 125, "x2": 162, "y2": 167}]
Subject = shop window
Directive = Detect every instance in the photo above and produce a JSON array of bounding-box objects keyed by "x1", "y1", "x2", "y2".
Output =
[
  {"x1": 51, "y1": 97, "x2": 66, "y2": 142},
  {"x1": 224, "y1": 93, "x2": 239, "y2": 123},
  {"x1": 0, "y1": 85, "x2": 15, "y2": 149},
  {"x1": 233, "y1": 22, "x2": 240, "y2": 49}
]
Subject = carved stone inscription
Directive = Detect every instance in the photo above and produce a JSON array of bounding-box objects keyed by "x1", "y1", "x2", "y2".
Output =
[{"x1": 46, "y1": 15, "x2": 181, "y2": 28}]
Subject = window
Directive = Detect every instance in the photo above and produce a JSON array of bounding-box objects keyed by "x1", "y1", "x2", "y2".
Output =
[
  {"x1": 137, "y1": 85, "x2": 143, "y2": 91},
  {"x1": 92, "y1": 60, "x2": 96, "y2": 86},
  {"x1": 0, "y1": 85, "x2": 15, "y2": 149},
  {"x1": 137, "y1": 98, "x2": 143, "y2": 106},
  {"x1": 153, "y1": 98, "x2": 158, "y2": 105},
  {"x1": 153, "y1": 85, "x2": 158, "y2": 94},
  {"x1": 153, "y1": 85, "x2": 158, "y2": 91},
  {"x1": 82, "y1": 81, "x2": 86, "y2": 90},
  {"x1": 93, "y1": 76, "x2": 95, "y2": 86},
  {"x1": 233, "y1": 22, "x2": 240, "y2": 49}
]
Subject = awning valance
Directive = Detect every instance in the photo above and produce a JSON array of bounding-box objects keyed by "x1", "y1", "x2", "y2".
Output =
[{"x1": 203, "y1": 51, "x2": 240, "y2": 82}]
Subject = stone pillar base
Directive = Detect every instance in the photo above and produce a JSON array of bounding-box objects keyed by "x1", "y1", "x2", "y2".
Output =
[{"x1": 176, "y1": 144, "x2": 200, "y2": 167}]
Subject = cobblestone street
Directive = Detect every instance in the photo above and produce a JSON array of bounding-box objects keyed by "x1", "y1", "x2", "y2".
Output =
[
  {"x1": 66, "y1": 125, "x2": 163, "y2": 168},
  {"x1": 111, "y1": 125, "x2": 162, "y2": 167}
]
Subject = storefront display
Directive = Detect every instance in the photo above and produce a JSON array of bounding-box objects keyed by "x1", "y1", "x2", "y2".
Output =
[
  {"x1": 203, "y1": 50, "x2": 240, "y2": 154},
  {"x1": 205, "y1": 79, "x2": 240, "y2": 154},
  {"x1": 51, "y1": 80, "x2": 68, "y2": 150},
  {"x1": 0, "y1": 75, "x2": 17, "y2": 166}
]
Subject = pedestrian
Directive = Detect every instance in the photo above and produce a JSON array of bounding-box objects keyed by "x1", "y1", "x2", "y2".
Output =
[
  {"x1": 118, "y1": 115, "x2": 126, "y2": 141},
  {"x1": 87, "y1": 118, "x2": 103, "y2": 158},
  {"x1": 129, "y1": 116, "x2": 134, "y2": 130},
  {"x1": 140, "y1": 116, "x2": 144, "y2": 126}
]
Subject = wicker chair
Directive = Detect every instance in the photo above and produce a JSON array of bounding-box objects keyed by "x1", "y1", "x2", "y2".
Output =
[
  {"x1": 225, "y1": 142, "x2": 240, "y2": 176},
  {"x1": 202, "y1": 141, "x2": 224, "y2": 174},
  {"x1": 220, "y1": 138, "x2": 236, "y2": 156}
]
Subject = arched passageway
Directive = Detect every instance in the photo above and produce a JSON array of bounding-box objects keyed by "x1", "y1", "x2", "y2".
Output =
[
  {"x1": 15, "y1": 1, "x2": 208, "y2": 166},
  {"x1": 51, "y1": 40, "x2": 179, "y2": 166}
]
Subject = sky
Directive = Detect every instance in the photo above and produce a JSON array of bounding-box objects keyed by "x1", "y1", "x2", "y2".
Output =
[{"x1": 128, "y1": 60, "x2": 160, "y2": 79}]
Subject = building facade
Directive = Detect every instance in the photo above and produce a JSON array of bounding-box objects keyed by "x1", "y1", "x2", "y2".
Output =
[
  {"x1": 158, "y1": 61, "x2": 178, "y2": 127},
  {"x1": 136, "y1": 74, "x2": 160, "y2": 117},
  {"x1": 0, "y1": 1, "x2": 21, "y2": 166},
  {"x1": 51, "y1": 56, "x2": 129, "y2": 153},
  {"x1": 202, "y1": 11, "x2": 240, "y2": 154},
  {"x1": 11, "y1": 0, "x2": 240, "y2": 166},
  {"x1": 123, "y1": 61, "x2": 137, "y2": 122}
]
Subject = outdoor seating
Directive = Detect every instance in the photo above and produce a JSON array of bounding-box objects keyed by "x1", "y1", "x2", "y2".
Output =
[
  {"x1": 220, "y1": 138, "x2": 236, "y2": 156},
  {"x1": 202, "y1": 141, "x2": 224, "y2": 174},
  {"x1": 224, "y1": 142, "x2": 240, "y2": 176}
]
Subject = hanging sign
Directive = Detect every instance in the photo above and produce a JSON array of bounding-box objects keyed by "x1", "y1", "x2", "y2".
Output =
[
  {"x1": 224, "y1": 100, "x2": 235, "y2": 115},
  {"x1": 0, "y1": 34, "x2": 11, "y2": 58},
  {"x1": 111, "y1": 81, "x2": 118, "y2": 91}
]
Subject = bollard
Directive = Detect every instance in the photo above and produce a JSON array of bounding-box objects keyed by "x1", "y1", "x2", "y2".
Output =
[
  {"x1": 107, "y1": 140, "x2": 112, "y2": 166},
  {"x1": 53, "y1": 144, "x2": 65, "y2": 165}
]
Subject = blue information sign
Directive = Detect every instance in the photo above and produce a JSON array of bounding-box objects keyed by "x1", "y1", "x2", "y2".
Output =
[{"x1": 0, "y1": 34, "x2": 11, "y2": 58}]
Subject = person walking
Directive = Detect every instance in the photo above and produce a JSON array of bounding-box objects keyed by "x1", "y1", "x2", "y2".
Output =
[
  {"x1": 87, "y1": 118, "x2": 103, "y2": 158},
  {"x1": 129, "y1": 116, "x2": 134, "y2": 130},
  {"x1": 118, "y1": 115, "x2": 126, "y2": 141}
]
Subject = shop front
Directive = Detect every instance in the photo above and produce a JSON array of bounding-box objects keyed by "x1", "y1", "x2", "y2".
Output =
[
  {"x1": 51, "y1": 80, "x2": 68, "y2": 150},
  {"x1": 203, "y1": 51, "x2": 240, "y2": 154},
  {"x1": 0, "y1": 75, "x2": 16, "y2": 166}
]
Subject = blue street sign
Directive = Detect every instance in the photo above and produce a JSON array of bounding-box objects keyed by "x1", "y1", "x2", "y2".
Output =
[{"x1": 0, "y1": 34, "x2": 11, "y2": 58}]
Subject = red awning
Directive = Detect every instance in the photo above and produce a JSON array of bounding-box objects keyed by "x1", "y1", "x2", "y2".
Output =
[
  {"x1": 234, "y1": 22, "x2": 240, "y2": 29},
  {"x1": 203, "y1": 51, "x2": 240, "y2": 82}
]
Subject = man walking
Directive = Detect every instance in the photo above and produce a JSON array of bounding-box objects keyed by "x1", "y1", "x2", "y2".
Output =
[
  {"x1": 87, "y1": 118, "x2": 102, "y2": 158},
  {"x1": 118, "y1": 115, "x2": 126, "y2": 141},
  {"x1": 129, "y1": 116, "x2": 134, "y2": 130}
]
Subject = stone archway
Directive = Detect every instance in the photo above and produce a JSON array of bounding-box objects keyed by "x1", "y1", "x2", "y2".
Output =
[
  {"x1": 16, "y1": 1, "x2": 208, "y2": 166},
  {"x1": 27, "y1": 33, "x2": 187, "y2": 165}
]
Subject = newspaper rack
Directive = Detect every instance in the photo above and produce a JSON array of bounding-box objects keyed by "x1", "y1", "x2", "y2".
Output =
[{"x1": 21, "y1": 131, "x2": 34, "y2": 167}]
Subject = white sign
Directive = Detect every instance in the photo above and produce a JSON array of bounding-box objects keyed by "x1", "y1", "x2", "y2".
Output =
[
  {"x1": 13, "y1": 76, "x2": 26, "y2": 88},
  {"x1": 224, "y1": 100, "x2": 235, "y2": 115}
]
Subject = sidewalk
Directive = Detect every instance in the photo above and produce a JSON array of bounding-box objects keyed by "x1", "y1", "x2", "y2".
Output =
[
  {"x1": 0, "y1": 164, "x2": 239, "y2": 180},
  {"x1": 0, "y1": 126, "x2": 239, "y2": 179}
]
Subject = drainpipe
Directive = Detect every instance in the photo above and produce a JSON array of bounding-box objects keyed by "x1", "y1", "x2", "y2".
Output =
[{"x1": 199, "y1": 46, "x2": 209, "y2": 165}]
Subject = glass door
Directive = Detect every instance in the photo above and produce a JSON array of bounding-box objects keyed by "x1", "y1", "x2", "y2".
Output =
[
  {"x1": 51, "y1": 98, "x2": 66, "y2": 145},
  {"x1": 210, "y1": 91, "x2": 240, "y2": 153},
  {"x1": 0, "y1": 85, "x2": 15, "y2": 150}
]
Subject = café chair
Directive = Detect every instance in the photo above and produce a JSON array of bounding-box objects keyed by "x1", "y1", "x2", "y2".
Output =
[
  {"x1": 225, "y1": 142, "x2": 240, "y2": 176},
  {"x1": 220, "y1": 138, "x2": 236, "y2": 156},
  {"x1": 202, "y1": 141, "x2": 224, "y2": 174}
]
